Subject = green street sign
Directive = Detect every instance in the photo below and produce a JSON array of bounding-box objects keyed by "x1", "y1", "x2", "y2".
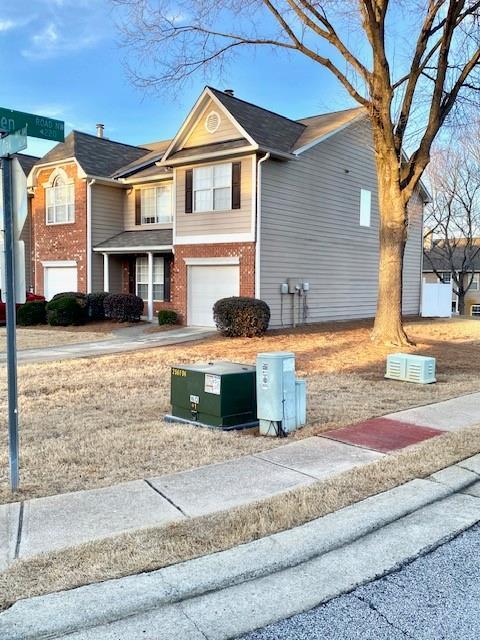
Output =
[
  {"x1": 0, "y1": 107, "x2": 64, "y2": 142},
  {"x1": 0, "y1": 127, "x2": 27, "y2": 157}
]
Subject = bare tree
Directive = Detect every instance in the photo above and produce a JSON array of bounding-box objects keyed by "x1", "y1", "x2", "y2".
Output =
[
  {"x1": 113, "y1": 1, "x2": 480, "y2": 345},
  {"x1": 424, "y1": 140, "x2": 480, "y2": 314}
]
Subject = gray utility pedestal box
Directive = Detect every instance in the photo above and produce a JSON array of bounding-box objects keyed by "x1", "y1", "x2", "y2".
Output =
[{"x1": 168, "y1": 361, "x2": 258, "y2": 430}]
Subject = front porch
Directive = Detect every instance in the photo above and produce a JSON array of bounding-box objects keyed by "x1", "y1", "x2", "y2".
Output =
[{"x1": 93, "y1": 230, "x2": 174, "y2": 322}]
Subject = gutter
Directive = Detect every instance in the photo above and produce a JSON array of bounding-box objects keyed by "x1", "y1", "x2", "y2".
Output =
[
  {"x1": 255, "y1": 152, "x2": 271, "y2": 299},
  {"x1": 86, "y1": 179, "x2": 96, "y2": 293}
]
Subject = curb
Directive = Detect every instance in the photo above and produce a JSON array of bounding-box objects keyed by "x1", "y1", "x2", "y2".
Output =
[{"x1": 2, "y1": 465, "x2": 480, "y2": 640}]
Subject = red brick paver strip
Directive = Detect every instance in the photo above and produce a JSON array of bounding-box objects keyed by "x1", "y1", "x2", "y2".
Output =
[{"x1": 321, "y1": 418, "x2": 444, "y2": 453}]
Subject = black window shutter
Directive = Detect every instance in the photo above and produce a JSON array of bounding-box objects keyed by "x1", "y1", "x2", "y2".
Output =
[
  {"x1": 164, "y1": 256, "x2": 172, "y2": 302},
  {"x1": 185, "y1": 169, "x2": 193, "y2": 213},
  {"x1": 135, "y1": 190, "x2": 141, "y2": 225},
  {"x1": 232, "y1": 162, "x2": 241, "y2": 209}
]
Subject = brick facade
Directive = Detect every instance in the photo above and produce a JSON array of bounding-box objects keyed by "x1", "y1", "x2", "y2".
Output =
[
  {"x1": 171, "y1": 242, "x2": 255, "y2": 324},
  {"x1": 31, "y1": 163, "x2": 87, "y2": 296}
]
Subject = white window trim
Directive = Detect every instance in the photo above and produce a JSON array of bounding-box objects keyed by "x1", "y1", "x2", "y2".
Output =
[
  {"x1": 140, "y1": 183, "x2": 173, "y2": 225},
  {"x1": 136, "y1": 256, "x2": 165, "y2": 302},
  {"x1": 469, "y1": 274, "x2": 480, "y2": 290},
  {"x1": 471, "y1": 304, "x2": 480, "y2": 316},
  {"x1": 359, "y1": 189, "x2": 372, "y2": 227},
  {"x1": 46, "y1": 175, "x2": 75, "y2": 225},
  {"x1": 41, "y1": 260, "x2": 77, "y2": 267},
  {"x1": 193, "y1": 162, "x2": 232, "y2": 213}
]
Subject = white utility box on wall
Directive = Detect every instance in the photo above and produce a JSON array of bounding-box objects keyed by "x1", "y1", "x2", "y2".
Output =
[{"x1": 256, "y1": 352, "x2": 307, "y2": 436}]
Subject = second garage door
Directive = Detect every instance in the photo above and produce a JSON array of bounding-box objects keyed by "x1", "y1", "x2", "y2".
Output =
[
  {"x1": 44, "y1": 266, "x2": 78, "y2": 300},
  {"x1": 188, "y1": 265, "x2": 240, "y2": 326}
]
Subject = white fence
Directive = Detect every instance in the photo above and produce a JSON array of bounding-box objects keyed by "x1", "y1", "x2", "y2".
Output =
[{"x1": 421, "y1": 282, "x2": 452, "y2": 318}]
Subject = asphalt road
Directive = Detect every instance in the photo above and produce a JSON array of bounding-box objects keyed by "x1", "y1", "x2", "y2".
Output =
[{"x1": 241, "y1": 522, "x2": 480, "y2": 640}]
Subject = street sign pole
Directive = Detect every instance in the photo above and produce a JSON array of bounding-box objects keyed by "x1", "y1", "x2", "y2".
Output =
[{"x1": 2, "y1": 155, "x2": 20, "y2": 491}]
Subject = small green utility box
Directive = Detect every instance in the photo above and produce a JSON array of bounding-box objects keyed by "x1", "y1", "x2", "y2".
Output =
[{"x1": 168, "y1": 361, "x2": 258, "y2": 430}]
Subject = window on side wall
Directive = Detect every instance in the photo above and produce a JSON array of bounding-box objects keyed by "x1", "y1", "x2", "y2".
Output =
[
  {"x1": 471, "y1": 304, "x2": 480, "y2": 317},
  {"x1": 441, "y1": 272, "x2": 451, "y2": 284},
  {"x1": 193, "y1": 163, "x2": 232, "y2": 212},
  {"x1": 359, "y1": 189, "x2": 371, "y2": 227},
  {"x1": 470, "y1": 274, "x2": 480, "y2": 291},
  {"x1": 141, "y1": 184, "x2": 172, "y2": 224},
  {"x1": 136, "y1": 256, "x2": 165, "y2": 301},
  {"x1": 46, "y1": 176, "x2": 74, "y2": 224}
]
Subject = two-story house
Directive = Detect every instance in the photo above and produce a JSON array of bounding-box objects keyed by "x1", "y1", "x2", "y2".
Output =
[{"x1": 27, "y1": 87, "x2": 428, "y2": 327}]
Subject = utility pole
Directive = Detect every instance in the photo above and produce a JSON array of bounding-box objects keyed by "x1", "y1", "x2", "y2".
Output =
[{"x1": 2, "y1": 155, "x2": 19, "y2": 491}]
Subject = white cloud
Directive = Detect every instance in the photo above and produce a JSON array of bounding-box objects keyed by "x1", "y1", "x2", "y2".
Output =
[
  {"x1": 21, "y1": 21, "x2": 99, "y2": 60},
  {"x1": 0, "y1": 19, "x2": 18, "y2": 32}
]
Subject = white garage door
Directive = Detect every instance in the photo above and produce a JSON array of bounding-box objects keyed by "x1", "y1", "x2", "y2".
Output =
[
  {"x1": 44, "y1": 266, "x2": 78, "y2": 300},
  {"x1": 188, "y1": 265, "x2": 240, "y2": 327}
]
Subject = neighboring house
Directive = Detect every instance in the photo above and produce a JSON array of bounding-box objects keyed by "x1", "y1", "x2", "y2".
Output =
[
  {"x1": 28, "y1": 88, "x2": 428, "y2": 327},
  {"x1": 0, "y1": 153, "x2": 39, "y2": 292},
  {"x1": 423, "y1": 244, "x2": 480, "y2": 316}
]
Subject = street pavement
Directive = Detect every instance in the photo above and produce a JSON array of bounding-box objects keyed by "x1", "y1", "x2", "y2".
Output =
[{"x1": 242, "y1": 522, "x2": 480, "y2": 640}]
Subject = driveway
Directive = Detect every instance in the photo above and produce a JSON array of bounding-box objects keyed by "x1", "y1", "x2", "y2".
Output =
[{"x1": 0, "y1": 325, "x2": 215, "y2": 363}]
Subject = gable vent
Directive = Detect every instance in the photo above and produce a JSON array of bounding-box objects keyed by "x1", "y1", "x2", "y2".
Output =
[{"x1": 205, "y1": 110, "x2": 221, "y2": 133}]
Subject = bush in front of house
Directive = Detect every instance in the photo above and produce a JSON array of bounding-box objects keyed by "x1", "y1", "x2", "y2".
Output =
[
  {"x1": 17, "y1": 301, "x2": 47, "y2": 326},
  {"x1": 157, "y1": 309, "x2": 178, "y2": 326},
  {"x1": 51, "y1": 291, "x2": 88, "y2": 309},
  {"x1": 46, "y1": 296, "x2": 86, "y2": 326},
  {"x1": 104, "y1": 293, "x2": 144, "y2": 322},
  {"x1": 86, "y1": 292, "x2": 110, "y2": 321},
  {"x1": 213, "y1": 297, "x2": 271, "y2": 337}
]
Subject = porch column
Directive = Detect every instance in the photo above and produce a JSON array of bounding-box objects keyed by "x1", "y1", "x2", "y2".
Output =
[
  {"x1": 147, "y1": 251, "x2": 154, "y2": 321},
  {"x1": 102, "y1": 253, "x2": 109, "y2": 292}
]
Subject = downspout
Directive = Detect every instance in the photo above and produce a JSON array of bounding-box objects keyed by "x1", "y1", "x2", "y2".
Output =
[
  {"x1": 255, "y1": 152, "x2": 270, "y2": 299},
  {"x1": 86, "y1": 179, "x2": 96, "y2": 293}
]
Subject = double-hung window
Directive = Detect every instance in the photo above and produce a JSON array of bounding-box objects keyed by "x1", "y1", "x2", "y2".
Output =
[
  {"x1": 141, "y1": 184, "x2": 172, "y2": 224},
  {"x1": 471, "y1": 304, "x2": 480, "y2": 317},
  {"x1": 470, "y1": 274, "x2": 480, "y2": 291},
  {"x1": 136, "y1": 256, "x2": 164, "y2": 301},
  {"x1": 46, "y1": 176, "x2": 74, "y2": 224},
  {"x1": 193, "y1": 163, "x2": 232, "y2": 212},
  {"x1": 441, "y1": 272, "x2": 451, "y2": 284}
]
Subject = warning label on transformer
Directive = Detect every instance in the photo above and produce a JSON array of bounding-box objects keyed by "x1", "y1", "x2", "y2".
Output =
[{"x1": 204, "y1": 374, "x2": 221, "y2": 395}]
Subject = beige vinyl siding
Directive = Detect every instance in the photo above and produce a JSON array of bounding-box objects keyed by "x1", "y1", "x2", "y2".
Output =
[
  {"x1": 403, "y1": 191, "x2": 423, "y2": 314},
  {"x1": 175, "y1": 155, "x2": 254, "y2": 238},
  {"x1": 91, "y1": 184, "x2": 125, "y2": 292},
  {"x1": 182, "y1": 99, "x2": 241, "y2": 149},
  {"x1": 124, "y1": 180, "x2": 173, "y2": 232},
  {"x1": 260, "y1": 120, "x2": 424, "y2": 327}
]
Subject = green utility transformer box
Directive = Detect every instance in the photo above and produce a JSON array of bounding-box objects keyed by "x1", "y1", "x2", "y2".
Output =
[{"x1": 168, "y1": 361, "x2": 258, "y2": 430}]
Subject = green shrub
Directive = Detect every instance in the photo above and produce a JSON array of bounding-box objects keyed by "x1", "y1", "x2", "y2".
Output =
[
  {"x1": 213, "y1": 297, "x2": 270, "y2": 337},
  {"x1": 86, "y1": 292, "x2": 109, "y2": 321},
  {"x1": 17, "y1": 301, "x2": 47, "y2": 326},
  {"x1": 104, "y1": 293, "x2": 144, "y2": 322},
  {"x1": 51, "y1": 291, "x2": 87, "y2": 309},
  {"x1": 157, "y1": 309, "x2": 178, "y2": 325},
  {"x1": 46, "y1": 297, "x2": 86, "y2": 326}
]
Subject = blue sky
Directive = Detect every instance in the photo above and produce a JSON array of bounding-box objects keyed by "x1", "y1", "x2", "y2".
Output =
[{"x1": 0, "y1": 0, "x2": 356, "y2": 159}]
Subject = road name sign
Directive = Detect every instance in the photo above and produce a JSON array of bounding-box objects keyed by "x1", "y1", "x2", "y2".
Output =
[
  {"x1": 0, "y1": 107, "x2": 64, "y2": 142},
  {"x1": 0, "y1": 127, "x2": 27, "y2": 157}
]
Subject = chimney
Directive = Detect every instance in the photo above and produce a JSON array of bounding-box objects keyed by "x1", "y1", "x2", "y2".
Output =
[
  {"x1": 224, "y1": 89, "x2": 234, "y2": 97},
  {"x1": 96, "y1": 123, "x2": 105, "y2": 138}
]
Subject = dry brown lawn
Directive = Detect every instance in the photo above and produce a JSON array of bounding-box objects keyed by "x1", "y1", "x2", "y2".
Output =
[
  {"x1": 0, "y1": 324, "x2": 114, "y2": 351},
  {"x1": 1, "y1": 317, "x2": 480, "y2": 504}
]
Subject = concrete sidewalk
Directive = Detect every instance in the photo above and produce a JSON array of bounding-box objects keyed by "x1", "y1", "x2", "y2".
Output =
[
  {"x1": 1, "y1": 391, "x2": 480, "y2": 574},
  {"x1": 0, "y1": 325, "x2": 215, "y2": 364},
  {"x1": 3, "y1": 458, "x2": 480, "y2": 639}
]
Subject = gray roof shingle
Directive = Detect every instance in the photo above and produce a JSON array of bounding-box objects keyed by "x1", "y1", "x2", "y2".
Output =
[
  {"x1": 423, "y1": 244, "x2": 480, "y2": 272},
  {"x1": 209, "y1": 88, "x2": 305, "y2": 154},
  {"x1": 94, "y1": 229, "x2": 173, "y2": 249},
  {"x1": 15, "y1": 153, "x2": 40, "y2": 176},
  {"x1": 36, "y1": 131, "x2": 148, "y2": 177}
]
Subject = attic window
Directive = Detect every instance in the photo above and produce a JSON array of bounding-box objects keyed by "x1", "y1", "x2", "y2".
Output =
[{"x1": 205, "y1": 110, "x2": 220, "y2": 134}]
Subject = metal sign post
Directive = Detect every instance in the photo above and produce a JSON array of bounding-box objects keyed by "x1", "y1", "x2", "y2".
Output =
[{"x1": 1, "y1": 155, "x2": 19, "y2": 491}]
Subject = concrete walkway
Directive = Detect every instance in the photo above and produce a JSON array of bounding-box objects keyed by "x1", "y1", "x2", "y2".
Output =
[
  {"x1": 0, "y1": 325, "x2": 215, "y2": 364},
  {"x1": 3, "y1": 457, "x2": 480, "y2": 639},
  {"x1": 1, "y1": 391, "x2": 480, "y2": 574}
]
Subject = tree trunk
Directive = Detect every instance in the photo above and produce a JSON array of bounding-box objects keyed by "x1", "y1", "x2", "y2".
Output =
[
  {"x1": 371, "y1": 156, "x2": 413, "y2": 346},
  {"x1": 458, "y1": 291, "x2": 465, "y2": 315}
]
